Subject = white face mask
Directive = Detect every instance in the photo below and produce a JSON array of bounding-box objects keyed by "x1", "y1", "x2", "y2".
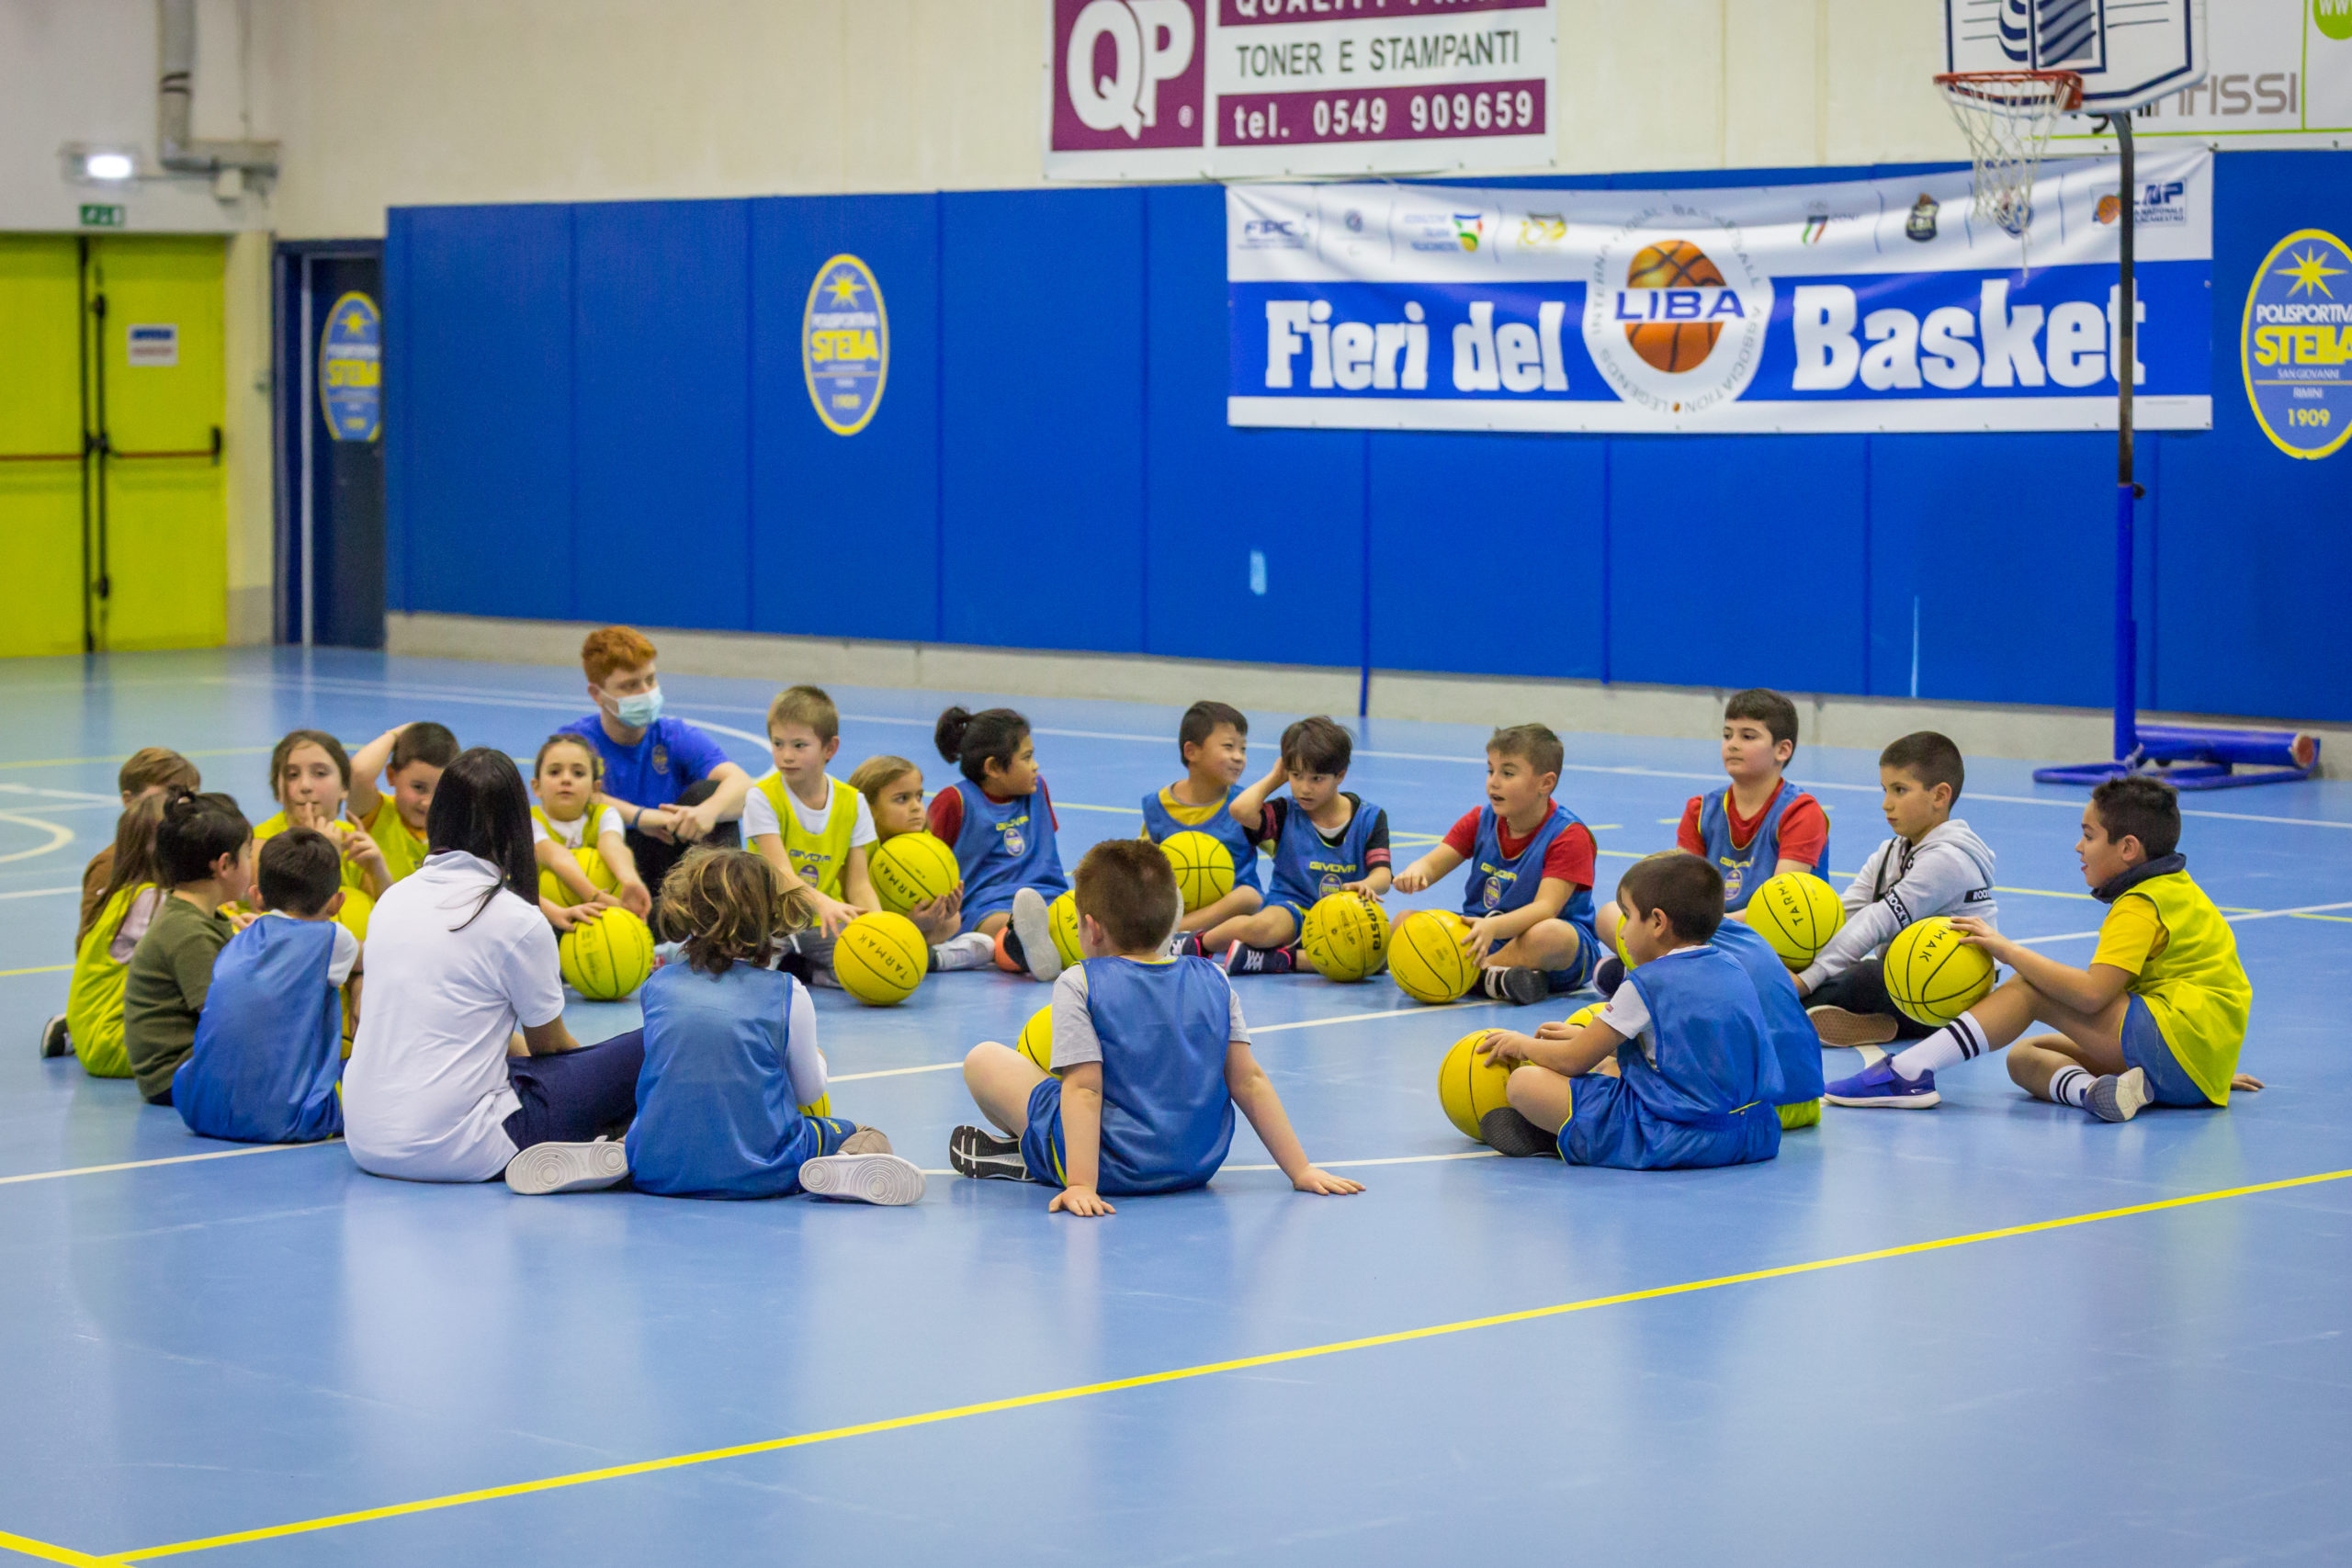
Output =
[{"x1": 602, "y1": 683, "x2": 663, "y2": 728}]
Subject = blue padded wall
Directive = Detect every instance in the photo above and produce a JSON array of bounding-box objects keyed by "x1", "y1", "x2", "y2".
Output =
[
  {"x1": 750, "y1": 195, "x2": 943, "y2": 644},
  {"x1": 387, "y1": 152, "x2": 2352, "y2": 723},
  {"x1": 572, "y1": 200, "x2": 752, "y2": 633}
]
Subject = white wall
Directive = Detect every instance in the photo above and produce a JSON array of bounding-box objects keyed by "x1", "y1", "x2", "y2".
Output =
[{"x1": 0, "y1": 0, "x2": 1968, "y2": 241}]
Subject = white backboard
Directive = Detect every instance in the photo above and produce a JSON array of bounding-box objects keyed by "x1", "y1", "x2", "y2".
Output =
[{"x1": 1945, "y1": 0, "x2": 2208, "y2": 111}]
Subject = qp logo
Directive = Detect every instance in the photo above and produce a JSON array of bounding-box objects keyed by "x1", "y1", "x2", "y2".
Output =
[
  {"x1": 1581, "y1": 209, "x2": 1773, "y2": 417},
  {"x1": 802, "y1": 255, "x2": 887, "y2": 437},
  {"x1": 2242, "y1": 229, "x2": 2352, "y2": 460},
  {"x1": 1052, "y1": 0, "x2": 1204, "y2": 150}
]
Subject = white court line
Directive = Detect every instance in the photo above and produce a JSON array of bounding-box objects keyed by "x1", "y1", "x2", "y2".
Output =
[
  {"x1": 831, "y1": 1000, "x2": 1494, "y2": 1084},
  {"x1": 0, "y1": 783, "x2": 116, "y2": 804},
  {"x1": 0, "y1": 1140, "x2": 333, "y2": 1188},
  {"x1": 913, "y1": 1149, "x2": 1502, "y2": 1179},
  {"x1": 2012, "y1": 897, "x2": 2352, "y2": 945},
  {"x1": 0, "y1": 886, "x2": 78, "y2": 901},
  {"x1": 0, "y1": 811, "x2": 74, "y2": 863},
  {"x1": 230, "y1": 673, "x2": 2352, "y2": 834}
]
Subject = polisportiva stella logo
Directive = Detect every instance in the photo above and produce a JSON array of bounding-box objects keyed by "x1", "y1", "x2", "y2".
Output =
[
  {"x1": 2243, "y1": 228, "x2": 2352, "y2": 459},
  {"x1": 802, "y1": 254, "x2": 888, "y2": 437}
]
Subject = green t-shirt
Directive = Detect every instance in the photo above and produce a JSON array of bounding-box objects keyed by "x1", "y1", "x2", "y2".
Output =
[{"x1": 123, "y1": 895, "x2": 235, "y2": 1102}]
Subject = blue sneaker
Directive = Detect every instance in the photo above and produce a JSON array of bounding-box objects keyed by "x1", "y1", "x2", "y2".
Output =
[{"x1": 1823, "y1": 1060, "x2": 1941, "y2": 1109}]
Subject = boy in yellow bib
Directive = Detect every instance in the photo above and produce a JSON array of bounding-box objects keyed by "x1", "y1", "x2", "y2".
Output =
[
  {"x1": 347, "y1": 721, "x2": 459, "y2": 885},
  {"x1": 746, "y1": 688, "x2": 879, "y2": 977},
  {"x1": 1826, "y1": 776, "x2": 2258, "y2": 1121}
]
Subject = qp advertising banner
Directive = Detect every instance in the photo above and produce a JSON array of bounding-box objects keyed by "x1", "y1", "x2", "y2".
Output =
[
  {"x1": 1045, "y1": 0, "x2": 1555, "y2": 181},
  {"x1": 1227, "y1": 148, "x2": 2214, "y2": 434}
]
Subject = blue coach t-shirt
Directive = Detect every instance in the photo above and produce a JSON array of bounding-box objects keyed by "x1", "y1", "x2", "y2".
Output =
[{"x1": 558, "y1": 715, "x2": 729, "y2": 809}]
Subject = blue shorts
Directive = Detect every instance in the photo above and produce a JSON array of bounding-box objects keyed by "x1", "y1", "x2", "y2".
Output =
[
  {"x1": 1483, "y1": 917, "x2": 1598, "y2": 994},
  {"x1": 2120, "y1": 995, "x2": 2218, "y2": 1108},
  {"x1": 1020, "y1": 1075, "x2": 1069, "y2": 1187},
  {"x1": 1269, "y1": 897, "x2": 1314, "y2": 936}
]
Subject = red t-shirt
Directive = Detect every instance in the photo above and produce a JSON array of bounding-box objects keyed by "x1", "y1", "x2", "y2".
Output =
[
  {"x1": 925, "y1": 781, "x2": 1058, "y2": 844},
  {"x1": 1675, "y1": 781, "x2": 1826, "y2": 868},
  {"x1": 1441, "y1": 802, "x2": 1596, "y2": 890}
]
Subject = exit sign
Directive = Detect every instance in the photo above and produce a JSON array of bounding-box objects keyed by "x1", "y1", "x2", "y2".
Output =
[{"x1": 79, "y1": 204, "x2": 125, "y2": 228}]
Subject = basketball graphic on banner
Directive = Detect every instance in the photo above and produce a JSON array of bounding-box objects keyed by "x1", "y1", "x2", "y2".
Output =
[
  {"x1": 1623, "y1": 241, "x2": 1726, "y2": 372},
  {"x1": 1580, "y1": 207, "x2": 1774, "y2": 419}
]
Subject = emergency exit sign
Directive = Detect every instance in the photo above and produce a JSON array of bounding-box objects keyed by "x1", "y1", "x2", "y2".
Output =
[{"x1": 79, "y1": 204, "x2": 125, "y2": 228}]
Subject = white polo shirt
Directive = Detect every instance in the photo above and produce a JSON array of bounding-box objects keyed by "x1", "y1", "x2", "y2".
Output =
[{"x1": 341, "y1": 851, "x2": 565, "y2": 1182}]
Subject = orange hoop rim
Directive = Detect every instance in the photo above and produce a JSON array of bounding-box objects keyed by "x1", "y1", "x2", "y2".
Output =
[{"x1": 1933, "y1": 69, "x2": 2085, "y2": 112}]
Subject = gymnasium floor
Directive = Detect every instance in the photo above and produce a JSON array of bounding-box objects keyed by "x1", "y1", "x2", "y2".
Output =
[{"x1": 4, "y1": 649, "x2": 2348, "y2": 1568}]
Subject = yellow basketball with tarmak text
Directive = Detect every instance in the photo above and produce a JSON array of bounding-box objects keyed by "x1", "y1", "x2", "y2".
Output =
[
  {"x1": 1302, "y1": 893, "x2": 1390, "y2": 982},
  {"x1": 1885, "y1": 916, "x2": 1997, "y2": 1026},
  {"x1": 834, "y1": 910, "x2": 928, "y2": 1006},
  {"x1": 1745, "y1": 872, "x2": 1846, "y2": 969},
  {"x1": 1016, "y1": 1003, "x2": 1055, "y2": 1073},
  {"x1": 1437, "y1": 1029, "x2": 1517, "y2": 1140},
  {"x1": 868, "y1": 831, "x2": 962, "y2": 914},
  {"x1": 538, "y1": 844, "x2": 617, "y2": 908},
  {"x1": 1160, "y1": 830, "x2": 1235, "y2": 913},
  {"x1": 559, "y1": 906, "x2": 654, "y2": 1000},
  {"x1": 1048, "y1": 890, "x2": 1085, "y2": 969},
  {"x1": 1390, "y1": 909, "x2": 1477, "y2": 1004}
]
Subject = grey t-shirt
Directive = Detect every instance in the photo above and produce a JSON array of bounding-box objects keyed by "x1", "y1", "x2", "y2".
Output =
[
  {"x1": 1047, "y1": 963, "x2": 1250, "y2": 1071},
  {"x1": 123, "y1": 895, "x2": 235, "y2": 1101}
]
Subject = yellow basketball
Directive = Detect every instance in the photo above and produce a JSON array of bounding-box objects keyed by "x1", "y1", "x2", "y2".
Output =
[
  {"x1": 1301, "y1": 893, "x2": 1390, "y2": 982},
  {"x1": 1048, "y1": 890, "x2": 1085, "y2": 969},
  {"x1": 1015, "y1": 1003, "x2": 1055, "y2": 1073},
  {"x1": 1885, "y1": 916, "x2": 1997, "y2": 1026},
  {"x1": 537, "y1": 843, "x2": 618, "y2": 908},
  {"x1": 334, "y1": 882, "x2": 375, "y2": 944},
  {"x1": 868, "y1": 832, "x2": 962, "y2": 914},
  {"x1": 834, "y1": 910, "x2": 928, "y2": 1006},
  {"x1": 559, "y1": 906, "x2": 654, "y2": 1001},
  {"x1": 1390, "y1": 908, "x2": 1476, "y2": 1005},
  {"x1": 1614, "y1": 921, "x2": 1637, "y2": 970},
  {"x1": 1160, "y1": 830, "x2": 1235, "y2": 913},
  {"x1": 1562, "y1": 1002, "x2": 1604, "y2": 1032},
  {"x1": 1437, "y1": 1029, "x2": 1517, "y2": 1140},
  {"x1": 800, "y1": 1093, "x2": 831, "y2": 1119},
  {"x1": 1745, "y1": 873, "x2": 1847, "y2": 969}
]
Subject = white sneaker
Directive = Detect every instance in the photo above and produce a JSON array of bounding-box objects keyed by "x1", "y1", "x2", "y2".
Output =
[
  {"x1": 799, "y1": 1151, "x2": 926, "y2": 1205},
  {"x1": 1012, "y1": 887, "x2": 1062, "y2": 983},
  {"x1": 504, "y1": 1138, "x2": 629, "y2": 1195},
  {"x1": 928, "y1": 931, "x2": 997, "y2": 972}
]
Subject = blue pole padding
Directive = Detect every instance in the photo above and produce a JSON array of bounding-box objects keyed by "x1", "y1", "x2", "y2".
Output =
[{"x1": 2113, "y1": 479, "x2": 2137, "y2": 763}]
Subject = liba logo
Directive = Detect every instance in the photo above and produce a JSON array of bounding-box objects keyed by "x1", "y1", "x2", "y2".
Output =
[
  {"x1": 801, "y1": 255, "x2": 888, "y2": 437},
  {"x1": 2242, "y1": 228, "x2": 2352, "y2": 460},
  {"x1": 1581, "y1": 215, "x2": 1773, "y2": 415},
  {"x1": 1052, "y1": 0, "x2": 1204, "y2": 151}
]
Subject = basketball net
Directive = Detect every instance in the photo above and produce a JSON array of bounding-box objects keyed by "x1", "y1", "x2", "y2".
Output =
[{"x1": 1934, "y1": 71, "x2": 2084, "y2": 259}]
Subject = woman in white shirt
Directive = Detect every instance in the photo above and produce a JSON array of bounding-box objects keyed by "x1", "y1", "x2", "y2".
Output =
[{"x1": 342, "y1": 748, "x2": 642, "y2": 1194}]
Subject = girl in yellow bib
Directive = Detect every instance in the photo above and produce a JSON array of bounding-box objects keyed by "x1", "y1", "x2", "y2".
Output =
[
  {"x1": 62, "y1": 794, "x2": 170, "y2": 1078},
  {"x1": 530, "y1": 733, "x2": 651, "y2": 932},
  {"x1": 1826, "y1": 775, "x2": 2258, "y2": 1121},
  {"x1": 250, "y1": 730, "x2": 390, "y2": 943}
]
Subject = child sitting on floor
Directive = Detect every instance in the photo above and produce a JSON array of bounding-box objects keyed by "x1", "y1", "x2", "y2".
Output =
[
  {"x1": 123, "y1": 792, "x2": 254, "y2": 1106},
  {"x1": 847, "y1": 754, "x2": 968, "y2": 951},
  {"x1": 55, "y1": 794, "x2": 170, "y2": 1078},
  {"x1": 927, "y1": 705, "x2": 1070, "y2": 982}
]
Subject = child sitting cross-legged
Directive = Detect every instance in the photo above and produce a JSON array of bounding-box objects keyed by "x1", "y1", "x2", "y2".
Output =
[
  {"x1": 173, "y1": 828, "x2": 360, "y2": 1145},
  {"x1": 1826, "y1": 776, "x2": 2259, "y2": 1121},
  {"x1": 1139, "y1": 701, "x2": 1265, "y2": 942},
  {"x1": 616, "y1": 848, "x2": 924, "y2": 1204},
  {"x1": 846, "y1": 754, "x2": 970, "y2": 955},
  {"x1": 123, "y1": 792, "x2": 255, "y2": 1107},
  {"x1": 1476, "y1": 852, "x2": 1785, "y2": 1169},
  {"x1": 949, "y1": 839, "x2": 1363, "y2": 1215}
]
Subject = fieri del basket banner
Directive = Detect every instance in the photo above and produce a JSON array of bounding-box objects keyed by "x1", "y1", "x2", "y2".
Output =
[
  {"x1": 1227, "y1": 148, "x2": 2215, "y2": 434},
  {"x1": 1044, "y1": 0, "x2": 1555, "y2": 181}
]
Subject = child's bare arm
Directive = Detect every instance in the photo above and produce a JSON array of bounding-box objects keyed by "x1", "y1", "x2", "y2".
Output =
[
  {"x1": 842, "y1": 843, "x2": 880, "y2": 914},
  {"x1": 1226, "y1": 1042, "x2": 1363, "y2": 1195},
  {"x1": 537, "y1": 836, "x2": 601, "y2": 903},
  {"x1": 594, "y1": 826, "x2": 651, "y2": 919},
  {"x1": 1484, "y1": 1016, "x2": 1622, "y2": 1077},
  {"x1": 1227, "y1": 760, "x2": 1289, "y2": 827},
  {"x1": 1340, "y1": 865, "x2": 1394, "y2": 897},
  {"x1": 1951, "y1": 917, "x2": 2130, "y2": 1016},
  {"x1": 1050, "y1": 1063, "x2": 1114, "y2": 1216},
  {"x1": 1392, "y1": 844, "x2": 1464, "y2": 894},
  {"x1": 346, "y1": 725, "x2": 405, "y2": 823},
  {"x1": 1463, "y1": 874, "x2": 1570, "y2": 951}
]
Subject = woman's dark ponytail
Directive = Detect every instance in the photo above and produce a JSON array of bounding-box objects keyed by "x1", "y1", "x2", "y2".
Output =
[{"x1": 935, "y1": 705, "x2": 1031, "y2": 786}]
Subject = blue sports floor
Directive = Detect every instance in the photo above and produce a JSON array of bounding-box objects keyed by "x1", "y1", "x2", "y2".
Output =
[{"x1": 5, "y1": 649, "x2": 2350, "y2": 1567}]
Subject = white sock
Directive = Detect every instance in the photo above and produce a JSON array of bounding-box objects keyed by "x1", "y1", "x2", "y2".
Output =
[
  {"x1": 2047, "y1": 1065, "x2": 2093, "y2": 1108},
  {"x1": 930, "y1": 931, "x2": 997, "y2": 972},
  {"x1": 1890, "y1": 1014, "x2": 1989, "y2": 1081}
]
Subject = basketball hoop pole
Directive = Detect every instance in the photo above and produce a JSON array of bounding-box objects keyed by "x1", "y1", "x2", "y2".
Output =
[{"x1": 2110, "y1": 110, "x2": 2140, "y2": 766}]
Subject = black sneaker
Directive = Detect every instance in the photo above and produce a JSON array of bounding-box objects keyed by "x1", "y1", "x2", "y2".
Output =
[
  {"x1": 949, "y1": 1125, "x2": 1035, "y2": 1182},
  {"x1": 1225, "y1": 942, "x2": 1296, "y2": 976},
  {"x1": 39, "y1": 1014, "x2": 70, "y2": 1060},
  {"x1": 1592, "y1": 955, "x2": 1625, "y2": 999},
  {"x1": 1481, "y1": 966, "x2": 1548, "y2": 1006},
  {"x1": 1478, "y1": 1107, "x2": 1562, "y2": 1158}
]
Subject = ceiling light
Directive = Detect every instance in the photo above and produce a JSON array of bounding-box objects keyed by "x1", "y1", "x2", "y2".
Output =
[{"x1": 85, "y1": 152, "x2": 136, "y2": 181}]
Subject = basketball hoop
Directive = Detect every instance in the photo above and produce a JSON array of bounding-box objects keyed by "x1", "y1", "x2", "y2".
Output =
[{"x1": 1933, "y1": 70, "x2": 2083, "y2": 242}]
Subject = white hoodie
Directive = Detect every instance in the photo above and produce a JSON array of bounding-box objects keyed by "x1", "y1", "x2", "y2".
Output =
[{"x1": 1797, "y1": 818, "x2": 1998, "y2": 991}]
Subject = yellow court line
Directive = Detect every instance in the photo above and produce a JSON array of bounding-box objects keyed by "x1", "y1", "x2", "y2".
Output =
[
  {"x1": 0, "y1": 1529, "x2": 124, "y2": 1567},
  {"x1": 0, "y1": 1142, "x2": 334, "y2": 1189},
  {"x1": 0, "y1": 964, "x2": 71, "y2": 979},
  {"x1": 0, "y1": 748, "x2": 271, "y2": 773},
  {"x1": 111, "y1": 1166, "x2": 2352, "y2": 1562}
]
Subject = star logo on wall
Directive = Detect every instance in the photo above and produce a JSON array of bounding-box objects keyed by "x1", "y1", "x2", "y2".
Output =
[{"x1": 2278, "y1": 246, "x2": 2344, "y2": 297}]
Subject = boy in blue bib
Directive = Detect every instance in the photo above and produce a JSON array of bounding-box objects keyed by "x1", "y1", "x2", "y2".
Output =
[
  {"x1": 927, "y1": 705, "x2": 1072, "y2": 982},
  {"x1": 1393, "y1": 724, "x2": 1598, "y2": 1006},
  {"x1": 1140, "y1": 701, "x2": 1265, "y2": 944},
  {"x1": 1476, "y1": 853, "x2": 1783, "y2": 1170},
  {"x1": 1183, "y1": 716, "x2": 1392, "y2": 975},
  {"x1": 949, "y1": 839, "x2": 1363, "y2": 1214},
  {"x1": 175, "y1": 829, "x2": 359, "y2": 1145}
]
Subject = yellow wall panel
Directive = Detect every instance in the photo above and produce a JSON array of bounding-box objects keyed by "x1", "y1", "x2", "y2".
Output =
[{"x1": 0, "y1": 235, "x2": 89, "y2": 657}]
